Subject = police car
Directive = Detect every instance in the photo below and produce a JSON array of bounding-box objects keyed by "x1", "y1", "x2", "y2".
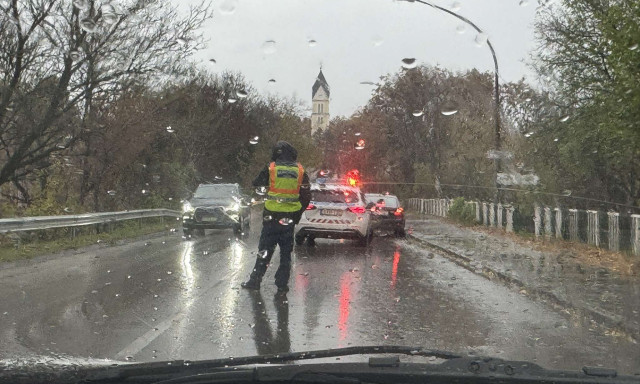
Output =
[{"x1": 295, "y1": 182, "x2": 373, "y2": 247}]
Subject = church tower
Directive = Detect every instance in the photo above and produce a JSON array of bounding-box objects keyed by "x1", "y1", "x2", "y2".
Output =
[{"x1": 311, "y1": 69, "x2": 330, "y2": 135}]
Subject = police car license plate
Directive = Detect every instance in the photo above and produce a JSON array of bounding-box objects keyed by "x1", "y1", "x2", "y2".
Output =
[{"x1": 321, "y1": 209, "x2": 343, "y2": 216}]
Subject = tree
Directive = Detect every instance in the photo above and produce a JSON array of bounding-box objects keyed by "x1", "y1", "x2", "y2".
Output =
[{"x1": 0, "y1": 0, "x2": 212, "y2": 193}]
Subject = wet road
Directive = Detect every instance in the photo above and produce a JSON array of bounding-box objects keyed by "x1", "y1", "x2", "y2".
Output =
[{"x1": 0, "y1": 217, "x2": 638, "y2": 374}]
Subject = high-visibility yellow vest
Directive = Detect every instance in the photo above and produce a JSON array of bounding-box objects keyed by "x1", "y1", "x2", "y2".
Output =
[{"x1": 265, "y1": 162, "x2": 304, "y2": 212}]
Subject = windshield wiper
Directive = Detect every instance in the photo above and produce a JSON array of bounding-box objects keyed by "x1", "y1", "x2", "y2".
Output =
[
  {"x1": 57, "y1": 346, "x2": 458, "y2": 383},
  {"x1": 6, "y1": 346, "x2": 638, "y2": 384}
]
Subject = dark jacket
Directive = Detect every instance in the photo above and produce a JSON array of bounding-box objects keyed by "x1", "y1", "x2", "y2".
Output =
[{"x1": 253, "y1": 141, "x2": 311, "y2": 224}]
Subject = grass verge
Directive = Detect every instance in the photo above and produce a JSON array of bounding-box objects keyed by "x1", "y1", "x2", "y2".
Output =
[{"x1": 0, "y1": 218, "x2": 171, "y2": 263}]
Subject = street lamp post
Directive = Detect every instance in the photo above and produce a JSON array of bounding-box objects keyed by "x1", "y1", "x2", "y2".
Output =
[{"x1": 413, "y1": 0, "x2": 503, "y2": 201}]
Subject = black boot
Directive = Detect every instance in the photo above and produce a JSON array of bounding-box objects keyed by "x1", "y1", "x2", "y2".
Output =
[{"x1": 241, "y1": 279, "x2": 261, "y2": 290}]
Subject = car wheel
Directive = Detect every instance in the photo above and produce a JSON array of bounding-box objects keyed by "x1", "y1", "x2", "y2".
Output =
[
  {"x1": 295, "y1": 233, "x2": 306, "y2": 245},
  {"x1": 306, "y1": 236, "x2": 316, "y2": 247},
  {"x1": 357, "y1": 232, "x2": 372, "y2": 247},
  {"x1": 233, "y1": 216, "x2": 245, "y2": 236}
]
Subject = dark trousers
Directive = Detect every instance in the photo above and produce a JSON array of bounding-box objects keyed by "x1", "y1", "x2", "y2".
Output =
[{"x1": 249, "y1": 221, "x2": 295, "y2": 287}]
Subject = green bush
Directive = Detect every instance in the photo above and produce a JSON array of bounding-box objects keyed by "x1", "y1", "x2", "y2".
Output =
[{"x1": 448, "y1": 197, "x2": 476, "y2": 226}]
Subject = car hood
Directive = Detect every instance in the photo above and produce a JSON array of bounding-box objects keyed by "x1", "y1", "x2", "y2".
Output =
[{"x1": 189, "y1": 198, "x2": 236, "y2": 208}]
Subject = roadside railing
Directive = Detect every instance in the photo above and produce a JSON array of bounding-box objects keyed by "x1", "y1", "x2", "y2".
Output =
[
  {"x1": 0, "y1": 209, "x2": 181, "y2": 234},
  {"x1": 407, "y1": 198, "x2": 640, "y2": 256}
]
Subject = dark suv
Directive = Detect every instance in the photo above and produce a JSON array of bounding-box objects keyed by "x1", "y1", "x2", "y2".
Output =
[
  {"x1": 181, "y1": 183, "x2": 250, "y2": 238},
  {"x1": 365, "y1": 193, "x2": 406, "y2": 237}
]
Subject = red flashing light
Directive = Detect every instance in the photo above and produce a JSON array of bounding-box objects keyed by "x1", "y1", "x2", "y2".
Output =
[
  {"x1": 394, "y1": 207, "x2": 404, "y2": 216},
  {"x1": 306, "y1": 204, "x2": 317, "y2": 210},
  {"x1": 348, "y1": 206, "x2": 366, "y2": 214},
  {"x1": 345, "y1": 169, "x2": 361, "y2": 187}
]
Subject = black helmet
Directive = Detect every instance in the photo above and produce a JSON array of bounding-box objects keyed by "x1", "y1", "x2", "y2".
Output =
[{"x1": 271, "y1": 141, "x2": 298, "y2": 162}]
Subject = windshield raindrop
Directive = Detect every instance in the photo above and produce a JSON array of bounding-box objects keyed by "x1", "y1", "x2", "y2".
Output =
[
  {"x1": 73, "y1": 0, "x2": 90, "y2": 11},
  {"x1": 519, "y1": 0, "x2": 529, "y2": 6},
  {"x1": 256, "y1": 187, "x2": 267, "y2": 195},
  {"x1": 308, "y1": 39, "x2": 317, "y2": 47},
  {"x1": 102, "y1": 5, "x2": 118, "y2": 24},
  {"x1": 560, "y1": 115, "x2": 570, "y2": 122},
  {"x1": 236, "y1": 89, "x2": 248, "y2": 98},
  {"x1": 412, "y1": 110, "x2": 424, "y2": 117},
  {"x1": 629, "y1": 43, "x2": 639, "y2": 51},
  {"x1": 354, "y1": 139, "x2": 366, "y2": 150},
  {"x1": 456, "y1": 24, "x2": 466, "y2": 34},
  {"x1": 268, "y1": 78, "x2": 276, "y2": 83},
  {"x1": 401, "y1": 58, "x2": 417, "y2": 69},
  {"x1": 249, "y1": 136, "x2": 259, "y2": 145},
  {"x1": 450, "y1": 1, "x2": 461, "y2": 11},
  {"x1": 219, "y1": 0, "x2": 237, "y2": 15},
  {"x1": 107, "y1": 190, "x2": 116, "y2": 196},
  {"x1": 209, "y1": 58, "x2": 217, "y2": 64},
  {"x1": 228, "y1": 97, "x2": 237, "y2": 103},
  {"x1": 441, "y1": 103, "x2": 459, "y2": 116},
  {"x1": 562, "y1": 190, "x2": 572, "y2": 196},
  {"x1": 278, "y1": 218, "x2": 294, "y2": 225},
  {"x1": 69, "y1": 48, "x2": 83, "y2": 61},
  {"x1": 80, "y1": 18, "x2": 98, "y2": 33},
  {"x1": 475, "y1": 33, "x2": 488, "y2": 47},
  {"x1": 166, "y1": 126, "x2": 175, "y2": 133},
  {"x1": 262, "y1": 40, "x2": 277, "y2": 54}
]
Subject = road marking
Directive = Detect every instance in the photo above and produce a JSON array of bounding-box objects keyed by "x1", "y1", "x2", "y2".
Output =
[{"x1": 113, "y1": 268, "x2": 232, "y2": 360}]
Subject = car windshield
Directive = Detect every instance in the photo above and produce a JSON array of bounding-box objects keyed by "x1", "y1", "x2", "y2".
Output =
[
  {"x1": 193, "y1": 185, "x2": 239, "y2": 199},
  {"x1": 1, "y1": 0, "x2": 639, "y2": 379},
  {"x1": 367, "y1": 195, "x2": 399, "y2": 208},
  {"x1": 312, "y1": 189, "x2": 360, "y2": 204}
]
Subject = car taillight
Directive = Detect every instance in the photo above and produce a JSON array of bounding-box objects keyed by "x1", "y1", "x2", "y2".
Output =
[
  {"x1": 394, "y1": 207, "x2": 404, "y2": 216},
  {"x1": 306, "y1": 204, "x2": 316, "y2": 210},
  {"x1": 348, "y1": 206, "x2": 366, "y2": 214}
]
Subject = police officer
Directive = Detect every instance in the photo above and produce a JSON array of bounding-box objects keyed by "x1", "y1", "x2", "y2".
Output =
[{"x1": 241, "y1": 141, "x2": 311, "y2": 293}]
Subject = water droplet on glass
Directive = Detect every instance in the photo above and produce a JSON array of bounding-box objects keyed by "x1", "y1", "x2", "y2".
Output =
[
  {"x1": 401, "y1": 58, "x2": 417, "y2": 69},
  {"x1": 278, "y1": 218, "x2": 294, "y2": 226},
  {"x1": 268, "y1": 78, "x2": 276, "y2": 84},
  {"x1": 153, "y1": 307, "x2": 158, "y2": 311},
  {"x1": 219, "y1": 0, "x2": 237, "y2": 15},
  {"x1": 63, "y1": 207, "x2": 73, "y2": 213},
  {"x1": 209, "y1": 58, "x2": 217, "y2": 64},
  {"x1": 257, "y1": 250, "x2": 269, "y2": 259},
  {"x1": 166, "y1": 126, "x2": 175, "y2": 133},
  {"x1": 450, "y1": 1, "x2": 461, "y2": 11},
  {"x1": 441, "y1": 104, "x2": 459, "y2": 116},
  {"x1": 80, "y1": 18, "x2": 98, "y2": 33},
  {"x1": 475, "y1": 33, "x2": 488, "y2": 47},
  {"x1": 308, "y1": 39, "x2": 317, "y2": 47},
  {"x1": 262, "y1": 40, "x2": 277, "y2": 54},
  {"x1": 228, "y1": 98, "x2": 237, "y2": 103},
  {"x1": 372, "y1": 264, "x2": 378, "y2": 269},
  {"x1": 256, "y1": 187, "x2": 267, "y2": 195},
  {"x1": 629, "y1": 43, "x2": 639, "y2": 51},
  {"x1": 359, "y1": 81, "x2": 375, "y2": 85},
  {"x1": 167, "y1": 271, "x2": 172, "y2": 275},
  {"x1": 354, "y1": 132, "x2": 361, "y2": 136},
  {"x1": 456, "y1": 24, "x2": 466, "y2": 34},
  {"x1": 553, "y1": 138, "x2": 559, "y2": 142},
  {"x1": 519, "y1": 0, "x2": 529, "y2": 6},
  {"x1": 249, "y1": 136, "x2": 259, "y2": 145},
  {"x1": 249, "y1": 323, "x2": 255, "y2": 328},
  {"x1": 115, "y1": 293, "x2": 120, "y2": 297},
  {"x1": 69, "y1": 49, "x2": 83, "y2": 61},
  {"x1": 560, "y1": 115, "x2": 570, "y2": 122},
  {"x1": 73, "y1": 0, "x2": 90, "y2": 11},
  {"x1": 412, "y1": 110, "x2": 424, "y2": 117},
  {"x1": 263, "y1": 215, "x2": 273, "y2": 221},
  {"x1": 354, "y1": 138, "x2": 366, "y2": 150},
  {"x1": 125, "y1": 356, "x2": 134, "y2": 361},
  {"x1": 562, "y1": 190, "x2": 572, "y2": 196},
  {"x1": 214, "y1": 176, "x2": 223, "y2": 180},
  {"x1": 236, "y1": 89, "x2": 248, "y2": 98},
  {"x1": 372, "y1": 35, "x2": 384, "y2": 46},
  {"x1": 102, "y1": 5, "x2": 118, "y2": 24}
]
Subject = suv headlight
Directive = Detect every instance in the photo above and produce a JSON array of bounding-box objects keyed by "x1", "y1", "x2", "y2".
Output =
[
  {"x1": 182, "y1": 201, "x2": 194, "y2": 213},
  {"x1": 228, "y1": 202, "x2": 240, "y2": 212}
]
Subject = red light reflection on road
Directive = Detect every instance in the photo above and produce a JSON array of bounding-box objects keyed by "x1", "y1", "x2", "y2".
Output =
[
  {"x1": 391, "y1": 247, "x2": 401, "y2": 288},
  {"x1": 338, "y1": 272, "x2": 352, "y2": 342}
]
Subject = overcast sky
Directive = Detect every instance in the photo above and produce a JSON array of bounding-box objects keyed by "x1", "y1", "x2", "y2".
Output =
[{"x1": 176, "y1": 0, "x2": 540, "y2": 117}]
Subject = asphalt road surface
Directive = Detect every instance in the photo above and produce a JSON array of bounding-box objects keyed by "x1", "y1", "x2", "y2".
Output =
[{"x1": 1, "y1": 216, "x2": 638, "y2": 374}]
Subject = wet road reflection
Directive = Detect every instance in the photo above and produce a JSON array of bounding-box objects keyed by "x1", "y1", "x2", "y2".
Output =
[
  {"x1": 248, "y1": 291, "x2": 290, "y2": 356},
  {"x1": 0, "y1": 226, "x2": 638, "y2": 374}
]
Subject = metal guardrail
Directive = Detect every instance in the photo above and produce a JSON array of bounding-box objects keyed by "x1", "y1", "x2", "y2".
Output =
[{"x1": 0, "y1": 209, "x2": 181, "y2": 234}]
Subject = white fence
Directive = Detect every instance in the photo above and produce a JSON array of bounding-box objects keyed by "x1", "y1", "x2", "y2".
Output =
[{"x1": 407, "y1": 198, "x2": 640, "y2": 256}]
